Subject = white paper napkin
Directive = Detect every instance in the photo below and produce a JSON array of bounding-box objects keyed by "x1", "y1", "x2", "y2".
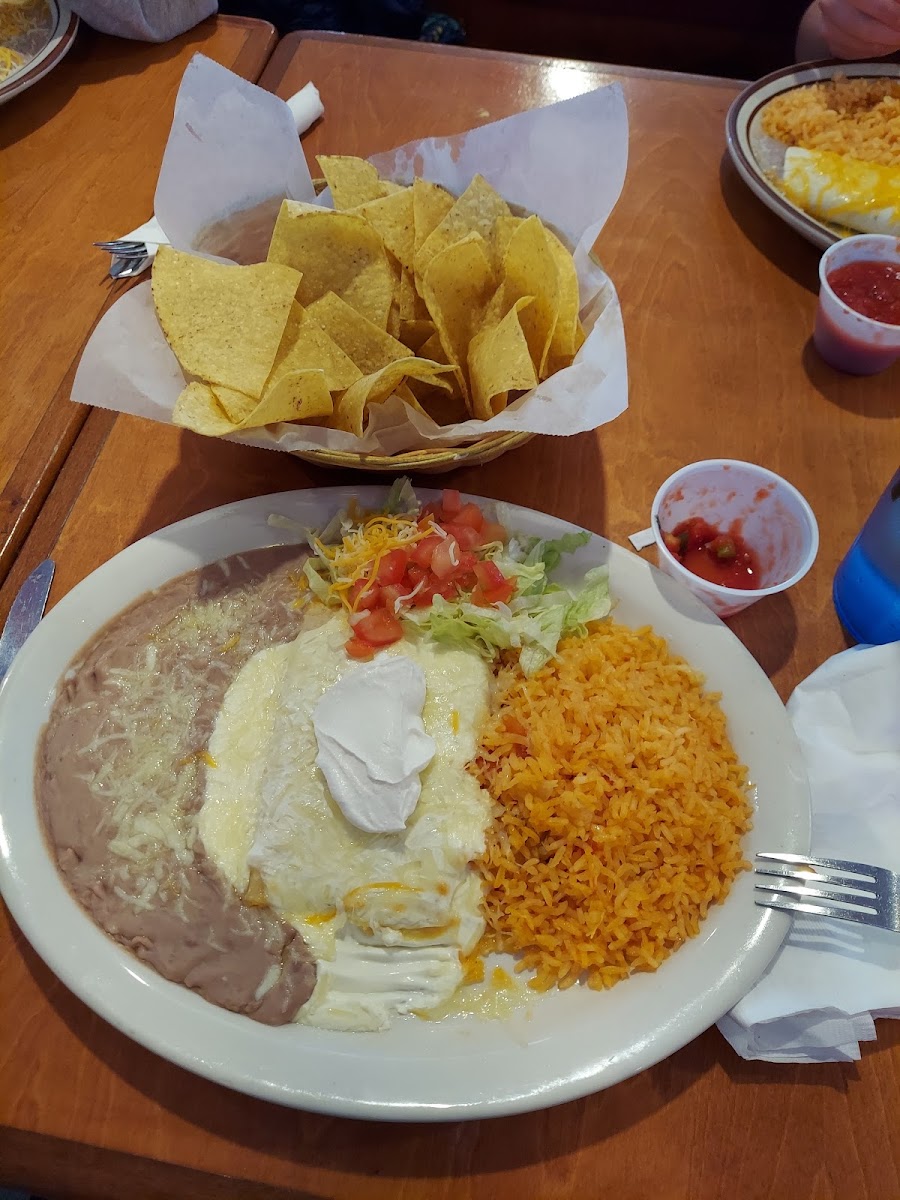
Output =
[
  {"x1": 108, "y1": 80, "x2": 323, "y2": 264},
  {"x1": 718, "y1": 640, "x2": 900, "y2": 1063}
]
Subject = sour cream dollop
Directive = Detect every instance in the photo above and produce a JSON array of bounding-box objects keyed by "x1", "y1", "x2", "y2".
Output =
[{"x1": 312, "y1": 655, "x2": 436, "y2": 833}]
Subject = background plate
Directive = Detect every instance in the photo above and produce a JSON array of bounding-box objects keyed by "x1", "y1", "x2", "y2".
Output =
[
  {"x1": 725, "y1": 59, "x2": 900, "y2": 250},
  {"x1": 0, "y1": 0, "x2": 78, "y2": 106},
  {"x1": 0, "y1": 488, "x2": 810, "y2": 1120}
]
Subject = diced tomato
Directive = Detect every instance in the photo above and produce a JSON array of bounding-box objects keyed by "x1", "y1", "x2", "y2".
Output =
[
  {"x1": 376, "y1": 548, "x2": 408, "y2": 585},
  {"x1": 345, "y1": 636, "x2": 376, "y2": 660},
  {"x1": 412, "y1": 581, "x2": 437, "y2": 607},
  {"x1": 454, "y1": 502, "x2": 484, "y2": 530},
  {"x1": 349, "y1": 578, "x2": 381, "y2": 611},
  {"x1": 474, "y1": 560, "x2": 507, "y2": 591},
  {"x1": 455, "y1": 572, "x2": 477, "y2": 594},
  {"x1": 381, "y1": 583, "x2": 411, "y2": 611},
  {"x1": 431, "y1": 537, "x2": 461, "y2": 580},
  {"x1": 470, "y1": 585, "x2": 491, "y2": 607},
  {"x1": 354, "y1": 608, "x2": 404, "y2": 645},
  {"x1": 478, "y1": 520, "x2": 507, "y2": 546},
  {"x1": 441, "y1": 522, "x2": 481, "y2": 551},
  {"x1": 412, "y1": 535, "x2": 441, "y2": 569},
  {"x1": 418, "y1": 501, "x2": 442, "y2": 523},
  {"x1": 441, "y1": 489, "x2": 462, "y2": 516},
  {"x1": 434, "y1": 580, "x2": 460, "y2": 600},
  {"x1": 484, "y1": 577, "x2": 516, "y2": 605},
  {"x1": 404, "y1": 562, "x2": 428, "y2": 587}
]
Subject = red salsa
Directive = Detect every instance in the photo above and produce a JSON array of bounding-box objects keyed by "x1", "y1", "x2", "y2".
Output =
[
  {"x1": 826, "y1": 260, "x2": 900, "y2": 326},
  {"x1": 663, "y1": 517, "x2": 761, "y2": 590}
]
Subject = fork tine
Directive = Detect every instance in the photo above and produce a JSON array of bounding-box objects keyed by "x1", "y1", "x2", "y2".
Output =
[
  {"x1": 755, "y1": 880, "x2": 878, "y2": 909},
  {"x1": 97, "y1": 246, "x2": 150, "y2": 259},
  {"x1": 94, "y1": 240, "x2": 146, "y2": 251},
  {"x1": 754, "y1": 864, "x2": 880, "y2": 892},
  {"x1": 756, "y1": 852, "x2": 878, "y2": 881},
  {"x1": 755, "y1": 894, "x2": 882, "y2": 927}
]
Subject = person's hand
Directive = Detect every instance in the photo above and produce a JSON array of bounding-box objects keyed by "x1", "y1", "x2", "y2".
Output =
[{"x1": 814, "y1": 0, "x2": 900, "y2": 58}]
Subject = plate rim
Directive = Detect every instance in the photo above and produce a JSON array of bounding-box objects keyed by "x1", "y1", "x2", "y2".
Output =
[
  {"x1": 0, "y1": 0, "x2": 78, "y2": 105},
  {"x1": 725, "y1": 58, "x2": 900, "y2": 251},
  {"x1": 0, "y1": 487, "x2": 811, "y2": 1120}
]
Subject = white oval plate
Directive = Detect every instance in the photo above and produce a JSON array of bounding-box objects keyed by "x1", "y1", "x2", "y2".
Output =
[
  {"x1": 0, "y1": 489, "x2": 810, "y2": 1120},
  {"x1": 725, "y1": 60, "x2": 900, "y2": 250},
  {"x1": 0, "y1": 1, "x2": 78, "y2": 106}
]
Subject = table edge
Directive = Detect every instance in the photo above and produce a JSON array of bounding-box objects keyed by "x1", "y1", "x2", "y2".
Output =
[{"x1": 260, "y1": 29, "x2": 747, "y2": 93}]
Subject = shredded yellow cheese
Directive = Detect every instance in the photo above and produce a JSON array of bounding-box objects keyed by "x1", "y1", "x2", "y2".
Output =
[
  {"x1": 314, "y1": 514, "x2": 436, "y2": 611},
  {"x1": 0, "y1": 45, "x2": 25, "y2": 79}
]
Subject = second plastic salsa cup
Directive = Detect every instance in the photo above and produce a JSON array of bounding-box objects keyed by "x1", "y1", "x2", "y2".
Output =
[{"x1": 650, "y1": 460, "x2": 819, "y2": 619}]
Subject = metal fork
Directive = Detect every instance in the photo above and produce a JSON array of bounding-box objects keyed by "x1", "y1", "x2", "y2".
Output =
[
  {"x1": 94, "y1": 239, "x2": 151, "y2": 257},
  {"x1": 94, "y1": 239, "x2": 154, "y2": 280},
  {"x1": 755, "y1": 852, "x2": 900, "y2": 932},
  {"x1": 108, "y1": 254, "x2": 152, "y2": 280}
]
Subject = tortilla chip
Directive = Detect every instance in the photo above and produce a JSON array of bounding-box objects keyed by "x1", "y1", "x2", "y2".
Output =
[
  {"x1": 468, "y1": 297, "x2": 537, "y2": 420},
  {"x1": 419, "y1": 232, "x2": 496, "y2": 405},
  {"x1": 210, "y1": 385, "x2": 258, "y2": 425},
  {"x1": 266, "y1": 201, "x2": 393, "y2": 328},
  {"x1": 267, "y1": 301, "x2": 363, "y2": 393},
  {"x1": 152, "y1": 247, "x2": 300, "y2": 399},
  {"x1": 413, "y1": 178, "x2": 455, "y2": 253},
  {"x1": 544, "y1": 227, "x2": 581, "y2": 364},
  {"x1": 415, "y1": 175, "x2": 511, "y2": 278},
  {"x1": 417, "y1": 331, "x2": 447, "y2": 362},
  {"x1": 331, "y1": 357, "x2": 453, "y2": 435},
  {"x1": 394, "y1": 381, "x2": 430, "y2": 417},
  {"x1": 496, "y1": 216, "x2": 560, "y2": 378},
  {"x1": 492, "y1": 214, "x2": 524, "y2": 263},
  {"x1": 172, "y1": 382, "x2": 238, "y2": 436},
  {"x1": 317, "y1": 155, "x2": 387, "y2": 209},
  {"x1": 399, "y1": 318, "x2": 435, "y2": 353},
  {"x1": 397, "y1": 268, "x2": 429, "y2": 323},
  {"x1": 416, "y1": 388, "x2": 470, "y2": 426},
  {"x1": 238, "y1": 369, "x2": 333, "y2": 428},
  {"x1": 304, "y1": 292, "x2": 412, "y2": 375},
  {"x1": 353, "y1": 188, "x2": 415, "y2": 272}
]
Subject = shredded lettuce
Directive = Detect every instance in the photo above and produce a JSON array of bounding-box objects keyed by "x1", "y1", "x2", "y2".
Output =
[
  {"x1": 403, "y1": 596, "x2": 519, "y2": 658},
  {"x1": 404, "y1": 560, "x2": 611, "y2": 675},
  {"x1": 301, "y1": 482, "x2": 612, "y2": 673},
  {"x1": 384, "y1": 477, "x2": 420, "y2": 515},
  {"x1": 302, "y1": 558, "x2": 336, "y2": 605}
]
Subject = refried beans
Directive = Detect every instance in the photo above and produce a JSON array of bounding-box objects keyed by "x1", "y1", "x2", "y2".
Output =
[{"x1": 37, "y1": 546, "x2": 318, "y2": 1025}]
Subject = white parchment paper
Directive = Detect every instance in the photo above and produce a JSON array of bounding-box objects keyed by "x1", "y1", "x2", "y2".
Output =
[{"x1": 74, "y1": 54, "x2": 631, "y2": 455}]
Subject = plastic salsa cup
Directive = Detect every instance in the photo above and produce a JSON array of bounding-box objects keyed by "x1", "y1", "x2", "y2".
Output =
[
  {"x1": 650, "y1": 460, "x2": 819, "y2": 619},
  {"x1": 814, "y1": 234, "x2": 900, "y2": 376}
]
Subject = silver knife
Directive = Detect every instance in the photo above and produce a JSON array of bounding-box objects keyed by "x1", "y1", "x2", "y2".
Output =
[{"x1": 0, "y1": 559, "x2": 55, "y2": 684}]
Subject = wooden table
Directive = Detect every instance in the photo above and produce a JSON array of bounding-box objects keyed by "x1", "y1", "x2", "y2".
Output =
[
  {"x1": 0, "y1": 15, "x2": 277, "y2": 584},
  {"x1": 2, "y1": 30, "x2": 899, "y2": 1200}
]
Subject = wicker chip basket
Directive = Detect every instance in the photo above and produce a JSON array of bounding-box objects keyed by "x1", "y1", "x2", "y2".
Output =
[{"x1": 292, "y1": 430, "x2": 535, "y2": 475}]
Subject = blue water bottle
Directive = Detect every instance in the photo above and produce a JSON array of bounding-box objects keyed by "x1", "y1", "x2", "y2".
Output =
[{"x1": 833, "y1": 467, "x2": 900, "y2": 645}]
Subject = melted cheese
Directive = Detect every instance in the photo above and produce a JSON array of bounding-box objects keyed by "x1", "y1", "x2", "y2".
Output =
[
  {"x1": 201, "y1": 612, "x2": 493, "y2": 1030},
  {"x1": 782, "y1": 147, "x2": 900, "y2": 235}
]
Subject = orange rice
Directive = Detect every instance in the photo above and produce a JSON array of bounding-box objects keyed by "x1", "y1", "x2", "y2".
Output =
[
  {"x1": 761, "y1": 77, "x2": 900, "y2": 168},
  {"x1": 473, "y1": 622, "x2": 752, "y2": 991}
]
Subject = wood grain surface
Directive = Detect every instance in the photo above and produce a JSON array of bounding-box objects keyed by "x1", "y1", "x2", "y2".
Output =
[
  {"x1": 1, "y1": 31, "x2": 899, "y2": 1200},
  {"x1": 0, "y1": 16, "x2": 277, "y2": 584}
]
